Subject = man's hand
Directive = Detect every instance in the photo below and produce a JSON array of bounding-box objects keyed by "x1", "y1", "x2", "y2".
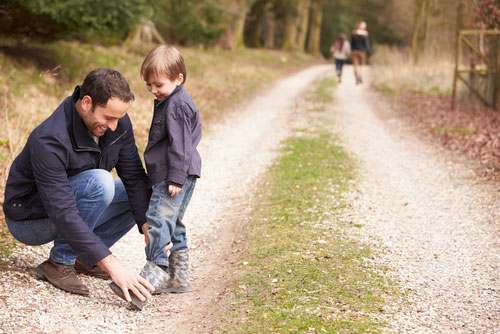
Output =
[
  {"x1": 168, "y1": 184, "x2": 181, "y2": 197},
  {"x1": 98, "y1": 254, "x2": 154, "y2": 302}
]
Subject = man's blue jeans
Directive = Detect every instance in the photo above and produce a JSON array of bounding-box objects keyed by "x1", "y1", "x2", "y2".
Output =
[
  {"x1": 145, "y1": 176, "x2": 196, "y2": 268},
  {"x1": 6, "y1": 169, "x2": 136, "y2": 265}
]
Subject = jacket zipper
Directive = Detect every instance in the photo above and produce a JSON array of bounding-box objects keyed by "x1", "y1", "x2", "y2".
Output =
[
  {"x1": 73, "y1": 130, "x2": 127, "y2": 169},
  {"x1": 98, "y1": 130, "x2": 127, "y2": 168}
]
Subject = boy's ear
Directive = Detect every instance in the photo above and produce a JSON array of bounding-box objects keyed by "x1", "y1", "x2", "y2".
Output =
[{"x1": 176, "y1": 73, "x2": 184, "y2": 85}]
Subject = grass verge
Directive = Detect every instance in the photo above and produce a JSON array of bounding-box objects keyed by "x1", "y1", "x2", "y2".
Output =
[
  {"x1": 370, "y1": 45, "x2": 453, "y2": 97},
  {"x1": 220, "y1": 79, "x2": 398, "y2": 333}
]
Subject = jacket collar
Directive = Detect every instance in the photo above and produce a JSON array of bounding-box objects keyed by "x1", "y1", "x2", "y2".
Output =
[
  {"x1": 154, "y1": 83, "x2": 183, "y2": 107},
  {"x1": 69, "y1": 85, "x2": 126, "y2": 151}
]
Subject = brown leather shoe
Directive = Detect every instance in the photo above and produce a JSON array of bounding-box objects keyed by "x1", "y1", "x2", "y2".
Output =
[
  {"x1": 34, "y1": 258, "x2": 89, "y2": 295},
  {"x1": 74, "y1": 259, "x2": 111, "y2": 280}
]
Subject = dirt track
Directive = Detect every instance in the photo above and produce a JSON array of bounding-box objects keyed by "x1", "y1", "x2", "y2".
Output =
[
  {"x1": 0, "y1": 64, "x2": 334, "y2": 334},
  {"x1": 333, "y1": 67, "x2": 500, "y2": 333},
  {"x1": 1, "y1": 64, "x2": 500, "y2": 333}
]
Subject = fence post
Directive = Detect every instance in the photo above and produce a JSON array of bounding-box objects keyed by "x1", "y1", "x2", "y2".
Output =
[
  {"x1": 451, "y1": 31, "x2": 461, "y2": 110},
  {"x1": 497, "y1": 34, "x2": 500, "y2": 112}
]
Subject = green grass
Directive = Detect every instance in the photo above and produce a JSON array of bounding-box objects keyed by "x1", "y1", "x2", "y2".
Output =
[
  {"x1": 313, "y1": 78, "x2": 337, "y2": 104},
  {"x1": 0, "y1": 226, "x2": 16, "y2": 266},
  {"x1": 433, "y1": 126, "x2": 474, "y2": 136},
  {"x1": 371, "y1": 45, "x2": 453, "y2": 97},
  {"x1": 220, "y1": 79, "x2": 398, "y2": 333}
]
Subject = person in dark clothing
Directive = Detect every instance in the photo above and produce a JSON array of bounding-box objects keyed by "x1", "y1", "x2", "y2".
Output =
[
  {"x1": 350, "y1": 21, "x2": 371, "y2": 84},
  {"x1": 3, "y1": 68, "x2": 154, "y2": 303},
  {"x1": 110, "y1": 45, "x2": 202, "y2": 309}
]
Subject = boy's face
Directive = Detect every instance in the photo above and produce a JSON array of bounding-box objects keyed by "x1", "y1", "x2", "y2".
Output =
[{"x1": 145, "y1": 74, "x2": 183, "y2": 101}]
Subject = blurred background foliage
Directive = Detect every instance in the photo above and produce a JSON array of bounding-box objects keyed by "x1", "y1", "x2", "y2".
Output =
[{"x1": 0, "y1": 0, "x2": 498, "y2": 59}]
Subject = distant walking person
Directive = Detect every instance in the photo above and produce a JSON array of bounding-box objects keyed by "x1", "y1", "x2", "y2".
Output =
[
  {"x1": 330, "y1": 33, "x2": 351, "y2": 83},
  {"x1": 350, "y1": 21, "x2": 371, "y2": 84}
]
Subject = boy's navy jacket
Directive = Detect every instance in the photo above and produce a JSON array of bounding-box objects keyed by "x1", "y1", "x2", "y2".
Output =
[
  {"x1": 144, "y1": 84, "x2": 201, "y2": 186},
  {"x1": 2, "y1": 86, "x2": 151, "y2": 267}
]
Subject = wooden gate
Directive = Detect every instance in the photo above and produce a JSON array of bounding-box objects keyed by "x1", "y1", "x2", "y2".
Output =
[{"x1": 451, "y1": 30, "x2": 500, "y2": 111}]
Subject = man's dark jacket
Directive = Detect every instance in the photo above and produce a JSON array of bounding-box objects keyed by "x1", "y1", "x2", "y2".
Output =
[
  {"x1": 144, "y1": 84, "x2": 201, "y2": 186},
  {"x1": 2, "y1": 86, "x2": 151, "y2": 267}
]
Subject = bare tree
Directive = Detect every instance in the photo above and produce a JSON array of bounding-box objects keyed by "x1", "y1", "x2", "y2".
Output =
[{"x1": 306, "y1": 0, "x2": 323, "y2": 55}]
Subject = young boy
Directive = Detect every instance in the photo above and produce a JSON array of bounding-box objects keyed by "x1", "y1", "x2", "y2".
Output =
[
  {"x1": 110, "y1": 45, "x2": 201, "y2": 309},
  {"x1": 138, "y1": 45, "x2": 202, "y2": 305}
]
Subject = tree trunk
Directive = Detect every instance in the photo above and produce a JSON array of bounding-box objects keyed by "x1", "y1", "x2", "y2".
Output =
[
  {"x1": 248, "y1": 0, "x2": 269, "y2": 48},
  {"x1": 281, "y1": 0, "x2": 300, "y2": 51},
  {"x1": 124, "y1": 21, "x2": 166, "y2": 47},
  {"x1": 233, "y1": 9, "x2": 249, "y2": 49},
  {"x1": 216, "y1": 0, "x2": 254, "y2": 50},
  {"x1": 411, "y1": 0, "x2": 429, "y2": 63},
  {"x1": 306, "y1": 1, "x2": 322, "y2": 55},
  {"x1": 262, "y1": 1, "x2": 275, "y2": 49},
  {"x1": 296, "y1": 0, "x2": 311, "y2": 51}
]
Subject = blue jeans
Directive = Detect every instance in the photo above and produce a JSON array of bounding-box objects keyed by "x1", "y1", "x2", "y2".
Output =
[
  {"x1": 145, "y1": 176, "x2": 196, "y2": 267},
  {"x1": 335, "y1": 59, "x2": 345, "y2": 77},
  {"x1": 6, "y1": 169, "x2": 135, "y2": 265}
]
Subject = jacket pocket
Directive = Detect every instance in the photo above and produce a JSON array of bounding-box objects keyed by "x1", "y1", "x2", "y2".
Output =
[{"x1": 149, "y1": 115, "x2": 166, "y2": 141}]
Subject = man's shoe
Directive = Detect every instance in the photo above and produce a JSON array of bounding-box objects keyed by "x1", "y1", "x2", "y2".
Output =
[
  {"x1": 35, "y1": 258, "x2": 89, "y2": 295},
  {"x1": 74, "y1": 259, "x2": 111, "y2": 280}
]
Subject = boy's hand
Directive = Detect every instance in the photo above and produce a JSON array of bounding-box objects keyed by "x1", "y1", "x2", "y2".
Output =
[
  {"x1": 168, "y1": 185, "x2": 181, "y2": 197},
  {"x1": 141, "y1": 224, "x2": 173, "y2": 254},
  {"x1": 141, "y1": 223, "x2": 150, "y2": 244}
]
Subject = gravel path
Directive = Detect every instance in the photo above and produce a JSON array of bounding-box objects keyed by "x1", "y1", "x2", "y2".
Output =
[
  {"x1": 333, "y1": 67, "x2": 500, "y2": 333},
  {"x1": 2, "y1": 64, "x2": 499, "y2": 333},
  {"x1": 0, "y1": 65, "x2": 334, "y2": 334}
]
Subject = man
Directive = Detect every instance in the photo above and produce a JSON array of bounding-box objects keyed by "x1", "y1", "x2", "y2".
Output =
[{"x1": 3, "y1": 68, "x2": 153, "y2": 304}]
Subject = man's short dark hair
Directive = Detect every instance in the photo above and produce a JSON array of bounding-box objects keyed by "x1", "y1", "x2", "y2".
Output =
[{"x1": 79, "y1": 68, "x2": 135, "y2": 108}]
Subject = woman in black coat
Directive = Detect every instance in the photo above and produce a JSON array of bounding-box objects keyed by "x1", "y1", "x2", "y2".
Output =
[{"x1": 350, "y1": 21, "x2": 371, "y2": 84}]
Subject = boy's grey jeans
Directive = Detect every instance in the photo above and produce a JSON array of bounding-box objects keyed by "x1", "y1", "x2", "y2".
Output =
[{"x1": 144, "y1": 176, "x2": 196, "y2": 267}]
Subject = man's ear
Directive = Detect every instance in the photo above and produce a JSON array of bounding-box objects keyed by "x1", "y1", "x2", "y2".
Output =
[{"x1": 81, "y1": 95, "x2": 93, "y2": 112}]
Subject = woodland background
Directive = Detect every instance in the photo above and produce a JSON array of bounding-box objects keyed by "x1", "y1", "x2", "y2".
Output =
[{"x1": 0, "y1": 0, "x2": 498, "y2": 59}]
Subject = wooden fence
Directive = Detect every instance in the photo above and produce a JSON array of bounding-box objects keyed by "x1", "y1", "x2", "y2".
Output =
[{"x1": 452, "y1": 30, "x2": 500, "y2": 111}]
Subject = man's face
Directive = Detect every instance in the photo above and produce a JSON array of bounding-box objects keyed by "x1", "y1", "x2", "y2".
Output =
[{"x1": 81, "y1": 97, "x2": 130, "y2": 137}]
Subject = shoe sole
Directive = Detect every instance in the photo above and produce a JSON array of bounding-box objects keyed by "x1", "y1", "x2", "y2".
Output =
[
  {"x1": 154, "y1": 287, "x2": 190, "y2": 294},
  {"x1": 109, "y1": 282, "x2": 144, "y2": 310},
  {"x1": 75, "y1": 268, "x2": 111, "y2": 280},
  {"x1": 34, "y1": 266, "x2": 89, "y2": 295}
]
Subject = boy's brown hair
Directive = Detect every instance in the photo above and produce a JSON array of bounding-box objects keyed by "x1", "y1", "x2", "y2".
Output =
[{"x1": 140, "y1": 45, "x2": 187, "y2": 84}]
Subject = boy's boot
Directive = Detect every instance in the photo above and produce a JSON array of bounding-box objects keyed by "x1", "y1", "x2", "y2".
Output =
[
  {"x1": 109, "y1": 261, "x2": 169, "y2": 310},
  {"x1": 156, "y1": 249, "x2": 190, "y2": 294}
]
